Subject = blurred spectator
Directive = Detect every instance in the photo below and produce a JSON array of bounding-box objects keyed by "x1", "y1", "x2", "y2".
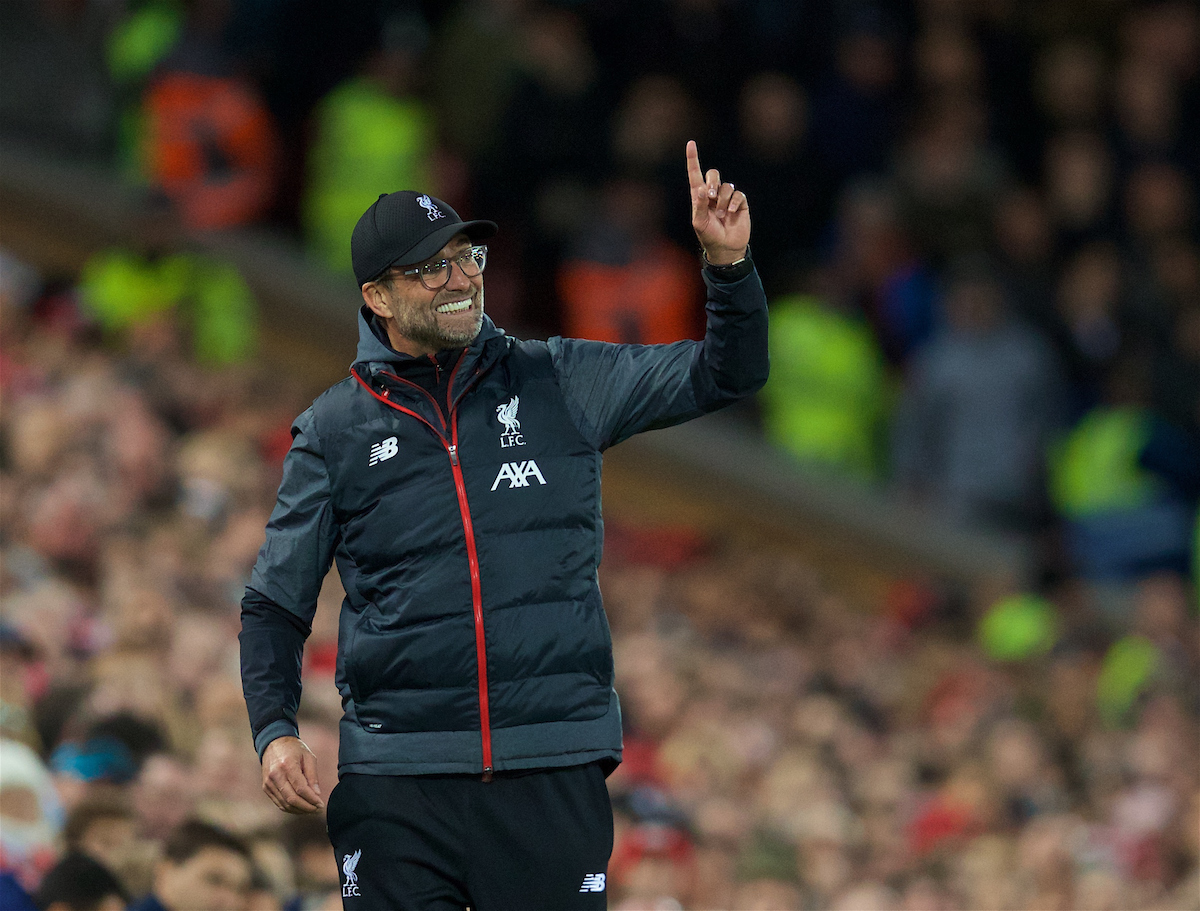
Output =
[
  {"x1": 132, "y1": 755, "x2": 197, "y2": 843},
  {"x1": 725, "y1": 72, "x2": 832, "y2": 292},
  {"x1": 429, "y1": 0, "x2": 531, "y2": 169},
  {"x1": 1120, "y1": 0, "x2": 1200, "y2": 88},
  {"x1": 0, "y1": 739, "x2": 63, "y2": 892},
  {"x1": 1152, "y1": 292, "x2": 1200, "y2": 436},
  {"x1": 1112, "y1": 55, "x2": 1188, "y2": 170},
  {"x1": 139, "y1": 0, "x2": 279, "y2": 229},
  {"x1": 758, "y1": 277, "x2": 888, "y2": 481},
  {"x1": 597, "y1": 0, "x2": 742, "y2": 118},
  {"x1": 809, "y1": 7, "x2": 902, "y2": 187},
  {"x1": 991, "y1": 184, "x2": 1058, "y2": 330},
  {"x1": 911, "y1": 21, "x2": 986, "y2": 103},
  {"x1": 1121, "y1": 160, "x2": 1196, "y2": 248},
  {"x1": 77, "y1": 198, "x2": 258, "y2": 366},
  {"x1": 61, "y1": 792, "x2": 140, "y2": 892},
  {"x1": 302, "y1": 9, "x2": 437, "y2": 273},
  {"x1": 608, "y1": 73, "x2": 699, "y2": 248},
  {"x1": 128, "y1": 819, "x2": 253, "y2": 911},
  {"x1": 832, "y1": 179, "x2": 941, "y2": 367},
  {"x1": 1050, "y1": 240, "x2": 1129, "y2": 416},
  {"x1": 32, "y1": 851, "x2": 127, "y2": 911},
  {"x1": 0, "y1": 621, "x2": 42, "y2": 750},
  {"x1": 558, "y1": 175, "x2": 702, "y2": 344},
  {"x1": 479, "y1": 3, "x2": 611, "y2": 329},
  {"x1": 893, "y1": 93, "x2": 1010, "y2": 265},
  {"x1": 1042, "y1": 129, "x2": 1117, "y2": 246},
  {"x1": 1032, "y1": 37, "x2": 1108, "y2": 134},
  {"x1": 1049, "y1": 357, "x2": 1200, "y2": 580},
  {"x1": 280, "y1": 815, "x2": 339, "y2": 910},
  {"x1": 892, "y1": 255, "x2": 1066, "y2": 530},
  {"x1": 105, "y1": 0, "x2": 186, "y2": 177}
]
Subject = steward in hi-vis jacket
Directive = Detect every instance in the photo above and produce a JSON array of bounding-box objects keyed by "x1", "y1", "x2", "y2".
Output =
[{"x1": 239, "y1": 142, "x2": 767, "y2": 910}]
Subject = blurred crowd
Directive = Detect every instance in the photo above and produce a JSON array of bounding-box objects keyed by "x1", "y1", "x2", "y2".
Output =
[{"x1": 1, "y1": 0, "x2": 1199, "y2": 908}]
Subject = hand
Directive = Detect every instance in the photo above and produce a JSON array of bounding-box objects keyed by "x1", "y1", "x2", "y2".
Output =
[
  {"x1": 261, "y1": 736, "x2": 324, "y2": 814},
  {"x1": 687, "y1": 140, "x2": 750, "y2": 264}
]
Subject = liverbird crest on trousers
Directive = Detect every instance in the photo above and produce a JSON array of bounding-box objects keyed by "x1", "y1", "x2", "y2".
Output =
[{"x1": 342, "y1": 850, "x2": 361, "y2": 885}]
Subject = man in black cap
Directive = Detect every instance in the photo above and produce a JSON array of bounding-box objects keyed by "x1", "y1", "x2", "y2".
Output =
[{"x1": 239, "y1": 141, "x2": 766, "y2": 909}]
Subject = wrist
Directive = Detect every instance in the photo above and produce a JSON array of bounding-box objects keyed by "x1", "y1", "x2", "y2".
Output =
[
  {"x1": 702, "y1": 246, "x2": 753, "y2": 282},
  {"x1": 701, "y1": 247, "x2": 748, "y2": 267}
]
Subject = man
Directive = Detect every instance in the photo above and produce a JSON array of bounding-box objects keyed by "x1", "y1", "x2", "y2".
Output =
[
  {"x1": 127, "y1": 819, "x2": 253, "y2": 911},
  {"x1": 239, "y1": 141, "x2": 766, "y2": 909}
]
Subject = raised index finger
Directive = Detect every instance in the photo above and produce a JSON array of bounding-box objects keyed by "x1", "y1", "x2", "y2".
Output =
[{"x1": 686, "y1": 140, "x2": 704, "y2": 191}]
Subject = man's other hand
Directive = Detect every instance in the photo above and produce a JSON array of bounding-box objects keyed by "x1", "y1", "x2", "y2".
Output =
[{"x1": 262, "y1": 736, "x2": 325, "y2": 814}]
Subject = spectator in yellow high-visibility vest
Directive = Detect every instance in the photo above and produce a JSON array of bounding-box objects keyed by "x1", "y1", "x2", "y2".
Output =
[
  {"x1": 759, "y1": 283, "x2": 888, "y2": 481},
  {"x1": 303, "y1": 14, "x2": 438, "y2": 275}
]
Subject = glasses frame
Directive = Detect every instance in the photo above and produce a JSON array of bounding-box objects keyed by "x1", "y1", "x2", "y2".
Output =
[{"x1": 392, "y1": 245, "x2": 488, "y2": 291}]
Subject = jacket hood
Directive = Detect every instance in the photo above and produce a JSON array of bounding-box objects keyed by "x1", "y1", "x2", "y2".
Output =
[{"x1": 352, "y1": 305, "x2": 507, "y2": 369}]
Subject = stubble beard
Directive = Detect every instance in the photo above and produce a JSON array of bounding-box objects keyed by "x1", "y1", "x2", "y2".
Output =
[{"x1": 396, "y1": 286, "x2": 485, "y2": 352}]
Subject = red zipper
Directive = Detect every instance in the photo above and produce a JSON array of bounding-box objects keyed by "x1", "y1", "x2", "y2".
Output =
[
  {"x1": 448, "y1": 412, "x2": 493, "y2": 780},
  {"x1": 351, "y1": 365, "x2": 494, "y2": 780}
]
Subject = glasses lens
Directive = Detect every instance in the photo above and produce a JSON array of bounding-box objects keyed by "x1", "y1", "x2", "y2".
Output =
[
  {"x1": 461, "y1": 246, "x2": 487, "y2": 276},
  {"x1": 418, "y1": 247, "x2": 487, "y2": 290},
  {"x1": 419, "y1": 260, "x2": 451, "y2": 290}
]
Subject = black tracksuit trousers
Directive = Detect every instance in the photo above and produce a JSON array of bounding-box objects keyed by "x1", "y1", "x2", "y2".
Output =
[{"x1": 326, "y1": 762, "x2": 613, "y2": 910}]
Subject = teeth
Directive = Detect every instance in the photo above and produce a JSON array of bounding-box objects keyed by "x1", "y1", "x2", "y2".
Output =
[{"x1": 436, "y1": 299, "x2": 472, "y2": 314}]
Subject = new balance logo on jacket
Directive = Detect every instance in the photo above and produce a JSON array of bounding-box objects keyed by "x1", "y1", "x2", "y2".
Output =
[
  {"x1": 580, "y1": 872, "x2": 606, "y2": 892},
  {"x1": 369, "y1": 436, "x2": 398, "y2": 465}
]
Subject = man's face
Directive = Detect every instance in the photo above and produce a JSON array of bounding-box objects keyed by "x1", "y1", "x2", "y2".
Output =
[
  {"x1": 364, "y1": 235, "x2": 485, "y2": 356},
  {"x1": 156, "y1": 846, "x2": 252, "y2": 911}
]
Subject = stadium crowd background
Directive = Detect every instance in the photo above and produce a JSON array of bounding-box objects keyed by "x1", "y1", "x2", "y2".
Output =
[{"x1": 0, "y1": 0, "x2": 1198, "y2": 908}]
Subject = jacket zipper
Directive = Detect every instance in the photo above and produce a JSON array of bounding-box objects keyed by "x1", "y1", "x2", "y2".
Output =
[
  {"x1": 448, "y1": 413, "x2": 493, "y2": 781},
  {"x1": 351, "y1": 362, "x2": 494, "y2": 780}
]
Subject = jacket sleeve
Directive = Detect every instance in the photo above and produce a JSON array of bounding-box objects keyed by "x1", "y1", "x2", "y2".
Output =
[
  {"x1": 239, "y1": 408, "x2": 339, "y2": 760},
  {"x1": 549, "y1": 263, "x2": 769, "y2": 450}
]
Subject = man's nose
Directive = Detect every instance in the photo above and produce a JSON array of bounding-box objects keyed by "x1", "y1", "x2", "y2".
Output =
[{"x1": 445, "y1": 259, "x2": 473, "y2": 290}]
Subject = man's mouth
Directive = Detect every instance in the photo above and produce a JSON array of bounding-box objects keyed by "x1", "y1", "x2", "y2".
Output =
[{"x1": 435, "y1": 298, "x2": 473, "y2": 314}]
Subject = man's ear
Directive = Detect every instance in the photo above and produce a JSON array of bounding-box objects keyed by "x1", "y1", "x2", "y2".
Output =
[{"x1": 361, "y1": 282, "x2": 393, "y2": 320}]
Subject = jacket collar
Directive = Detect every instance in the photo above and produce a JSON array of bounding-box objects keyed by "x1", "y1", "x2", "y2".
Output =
[{"x1": 351, "y1": 306, "x2": 510, "y2": 401}]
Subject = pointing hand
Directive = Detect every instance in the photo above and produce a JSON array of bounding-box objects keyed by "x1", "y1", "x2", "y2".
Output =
[{"x1": 686, "y1": 140, "x2": 750, "y2": 265}]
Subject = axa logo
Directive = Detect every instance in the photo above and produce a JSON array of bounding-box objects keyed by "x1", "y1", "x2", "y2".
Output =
[
  {"x1": 579, "y1": 873, "x2": 606, "y2": 893},
  {"x1": 491, "y1": 460, "x2": 546, "y2": 491},
  {"x1": 417, "y1": 194, "x2": 443, "y2": 221},
  {"x1": 496, "y1": 395, "x2": 525, "y2": 448},
  {"x1": 369, "y1": 436, "x2": 398, "y2": 466},
  {"x1": 342, "y1": 849, "x2": 362, "y2": 897}
]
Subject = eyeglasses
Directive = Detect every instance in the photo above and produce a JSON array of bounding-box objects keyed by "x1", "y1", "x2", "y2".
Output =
[{"x1": 392, "y1": 245, "x2": 488, "y2": 291}]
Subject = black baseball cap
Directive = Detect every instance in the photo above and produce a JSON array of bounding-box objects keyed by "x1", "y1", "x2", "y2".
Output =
[{"x1": 352, "y1": 191, "x2": 497, "y2": 286}]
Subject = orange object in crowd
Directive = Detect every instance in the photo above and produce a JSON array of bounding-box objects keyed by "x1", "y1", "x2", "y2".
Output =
[
  {"x1": 559, "y1": 241, "x2": 703, "y2": 345},
  {"x1": 143, "y1": 71, "x2": 278, "y2": 229}
]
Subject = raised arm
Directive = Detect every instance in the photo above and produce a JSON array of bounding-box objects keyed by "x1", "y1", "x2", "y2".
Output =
[{"x1": 551, "y1": 141, "x2": 768, "y2": 449}]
